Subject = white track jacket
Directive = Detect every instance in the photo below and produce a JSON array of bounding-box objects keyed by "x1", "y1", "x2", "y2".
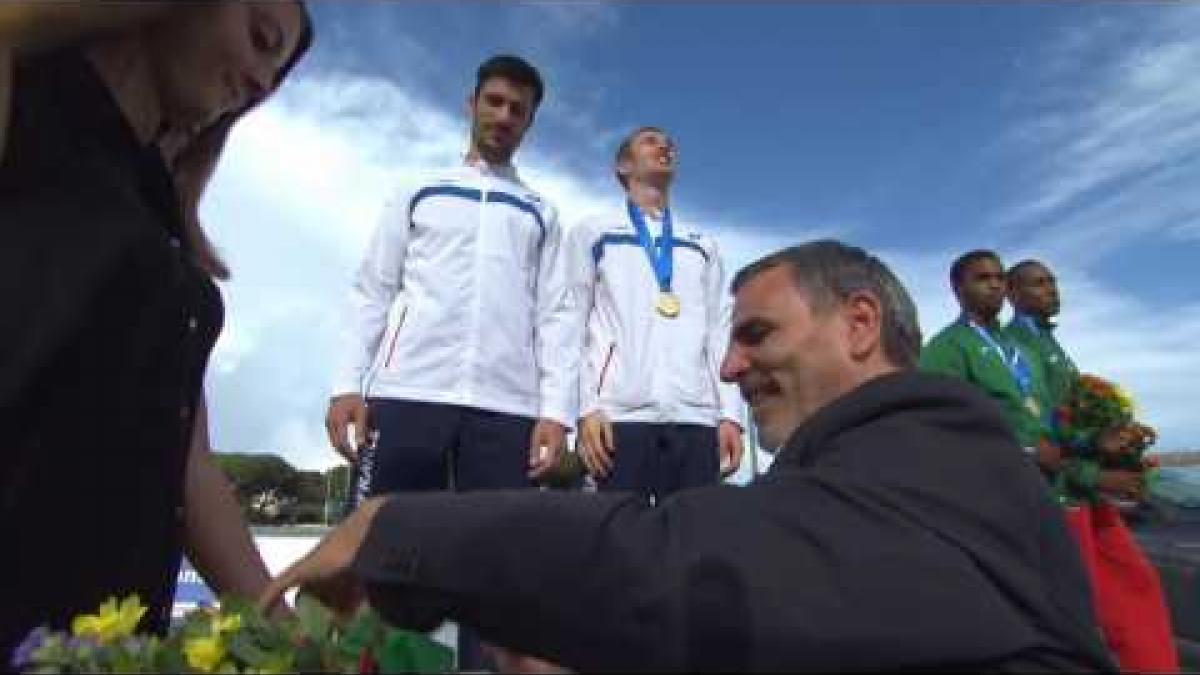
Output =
[
  {"x1": 331, "y1": 161, "x2": 574, "y2": 427},
  {"x1": 562, "y1": 205, "x2": 745, "y2": 428}
]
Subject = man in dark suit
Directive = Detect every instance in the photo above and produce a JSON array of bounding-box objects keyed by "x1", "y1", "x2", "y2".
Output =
[{"x1": 262, "y1": 240, "x2": 1114, "y2": 672}]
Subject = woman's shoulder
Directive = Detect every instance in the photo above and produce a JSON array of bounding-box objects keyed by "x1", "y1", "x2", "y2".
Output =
[{"x1": 4, "y1": 47, "x2": 135, "y2": 179}]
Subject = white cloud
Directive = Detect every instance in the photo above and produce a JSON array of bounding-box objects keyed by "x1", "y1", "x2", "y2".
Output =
[
  {"x1": 267, "y1": 415, "x2": 335, "y2": 471},
  {"x1": 520, "y1": 2, "x2": 620, "y2": 37}
]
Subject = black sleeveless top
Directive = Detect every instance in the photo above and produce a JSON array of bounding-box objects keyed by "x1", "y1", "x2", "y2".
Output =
[{"x1": 0, "y1": 48, "x2": 223, "y2": 654}]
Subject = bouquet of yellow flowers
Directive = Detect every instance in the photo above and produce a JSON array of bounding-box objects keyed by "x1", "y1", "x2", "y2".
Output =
[
  {"x1": 1055, "y1": 373, "x2": 1159, "y2": 503},
  {"x1": 11, "y1": 594, "x2": 452, "y2": 674}
]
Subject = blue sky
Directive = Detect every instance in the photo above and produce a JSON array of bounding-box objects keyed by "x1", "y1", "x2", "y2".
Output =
[{"x1": 200, "y1": 2, "x2": 1200, "y2": 474}]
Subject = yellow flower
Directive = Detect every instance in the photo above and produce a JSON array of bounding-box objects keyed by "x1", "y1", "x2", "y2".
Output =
[
  {"x1": 184, "y1": 635, "x2": 227, "y2": 673},
  {"x1": 211, "y1": 613, "x2": 242, "y2": 634},
  {"x1": 1115, "y1": 386, "x2": 1136, "y2": 416},
  {"x1": 71, "y1": 595, "x2": 147, "y2": 644}
]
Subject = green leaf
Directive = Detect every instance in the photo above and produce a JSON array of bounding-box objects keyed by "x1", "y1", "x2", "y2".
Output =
[
  {"x1": 404, "y1": 637, "x2": 454, "y2": 673},
  {"x1": 291, "y1": 637, "x2": 326, "y2": 673},
  {"x1": 227, "y1": 631, "x2": 273, "y2": 666},
  {"x1": 376, "y1": 630, "x2": 453, "y2": 674},
  {"x1": 294, "y1": 593, "x2": 333, "y2": 643},
  {"x1": 152, "y1": 641, "x2": 190, "y2": 674},
  {"x1": 336, "y1": 608, "x2": 383, "y2": 662}
]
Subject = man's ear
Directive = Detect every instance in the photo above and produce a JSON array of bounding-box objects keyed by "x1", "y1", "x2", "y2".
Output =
[
  {"x1": 615, "y1": 155, "x2": 632, "y2": 185},
  {"x1": 843, "y1": 291, "x2": 883, "y2": 361},
  {"x1": 951, "y1": 283, "x2": 966, "y2": 309},
  {"x1": 466, "y1": 93, "x2": 477, "y2": 120}
]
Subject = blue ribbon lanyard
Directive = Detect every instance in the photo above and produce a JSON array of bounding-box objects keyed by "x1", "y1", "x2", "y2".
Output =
[
  {"x1": 626, "y1": 200, "x2": 673, "y2": 293},
  {"x1": 968, "y1": 320, "x2": 1033, "y2": 399},
  {"x1": 1015, "y1": 313, "x2": 1042, "y2": 339}
]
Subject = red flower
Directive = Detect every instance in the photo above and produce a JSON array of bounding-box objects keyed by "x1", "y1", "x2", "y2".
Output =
[{"x1": 359, "y1": 648, "x2": 379, "y2": 674}]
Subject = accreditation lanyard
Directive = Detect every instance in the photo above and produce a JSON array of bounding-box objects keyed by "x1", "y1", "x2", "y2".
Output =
[
  {"x1": 969, "y1": 320, "x2": 1033, "y2": 399},
  {"x1": 1015, "y1": 314, "x2": 1043, "y2": 339}
]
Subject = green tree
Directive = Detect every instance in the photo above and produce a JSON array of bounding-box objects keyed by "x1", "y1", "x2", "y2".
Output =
[{"x1": 214, "y1": 453, "x2": 300, "y2": 523}]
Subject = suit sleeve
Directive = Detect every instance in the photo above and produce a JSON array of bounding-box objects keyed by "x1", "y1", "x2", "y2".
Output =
[
  {"x1": 330, "y1": 185, "x2": 413, "y2": 397},
  {"x1": 352, "y1": 490, "x2": 680, "y2": 670},
  {"x1": 351, "y1": 464, "x2": 1054, "y2": 671}
]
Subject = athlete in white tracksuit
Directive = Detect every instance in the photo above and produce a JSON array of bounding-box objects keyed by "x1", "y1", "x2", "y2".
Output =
[
  {"x1": 326, "y1": 56, "x2": 573, "y2": 501},
  {"x1": 326, "y1": 54, "x2": 571, "y2": 674},
  {"x1": 565, "y1": 126, "x2": 745, "y2": 500}
]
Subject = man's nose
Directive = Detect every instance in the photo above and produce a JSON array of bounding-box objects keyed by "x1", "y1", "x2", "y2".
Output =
[
  {"x1": 244, "y1": 53, "x2": 279, "y2": 102},
  {"x1": 720, "y1": 346, "x2": 747, "y2": 383},
  {"x1": 240, "y1": 64, "x2": 273, "y2": 106}
]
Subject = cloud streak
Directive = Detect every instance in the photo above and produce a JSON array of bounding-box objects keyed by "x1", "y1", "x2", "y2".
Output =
[{"x1": 998, "y1": 4, "x2": 1200, "y2": 262}]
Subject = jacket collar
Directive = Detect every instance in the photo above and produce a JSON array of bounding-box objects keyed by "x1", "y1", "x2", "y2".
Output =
[
  {"x1": 1014, "y1": 312, "x2": 1057, "y2": 332},
  {"x1": 770, "y1": 370, "x2": 1010, "y2": 470},
  {"x1": 956, "y1": 312, "x2": 1003, "y2": 332},
  {"x1": 464, "y1": 155, "x2": 519, "y2": 182}
]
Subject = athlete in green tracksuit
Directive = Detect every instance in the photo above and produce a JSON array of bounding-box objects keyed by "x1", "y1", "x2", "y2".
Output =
[
  {"x1": 920, "y1": 251, "x2": 1058, "y2": 473},
  {"x1": 1005, "y1": 259, "x2": 1142, "y2": 505},
  {"x1": 1005, "y1": 263, "x2": 1178, "y2": 673}
]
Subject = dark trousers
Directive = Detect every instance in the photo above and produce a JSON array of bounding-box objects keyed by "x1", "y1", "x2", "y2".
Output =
[
  {"x1": 596, "y1": 422, "x2": 720, "y2": 502},
  {"x1": 351, "y1": 398, "x2": 535, "y2": 671},
  {"x1": 362, "y1": 398, "x2": 535, "y2": 494}
]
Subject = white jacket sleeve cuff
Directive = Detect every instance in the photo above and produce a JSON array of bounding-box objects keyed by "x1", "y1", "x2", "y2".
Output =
[
  {"x1": 331, "y1": 372, "x2": 365, "y2": 399},
  {"x1": 538, "y1": 402, "x2": 576, "y2": 430}
]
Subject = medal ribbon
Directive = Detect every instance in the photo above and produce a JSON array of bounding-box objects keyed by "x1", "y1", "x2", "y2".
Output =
[{"x1": 626, "y1": 200, "x2": 673, "y2": 293}]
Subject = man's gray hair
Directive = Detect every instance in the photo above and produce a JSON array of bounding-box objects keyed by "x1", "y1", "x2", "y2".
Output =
[{"x1": 731, "y1": 240, "x2": 922, "y2": 368}]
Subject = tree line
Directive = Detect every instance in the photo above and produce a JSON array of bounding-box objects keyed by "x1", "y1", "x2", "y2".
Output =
[{"x1": 213, "y1": 453, "x2": 353, "y2": 526}]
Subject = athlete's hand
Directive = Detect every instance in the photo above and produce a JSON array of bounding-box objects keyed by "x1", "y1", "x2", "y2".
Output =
[
  {"x1": 578, "y1": 411, "x2": 615, "y2": 479},
  {"x1": 528, "y1": 419, "x2": 566, "y2": 480},
  {"x1": 326, "y1": 394, "x2": 369, "y2": 463},
  {"x1": 718, "y1": 420, "x2": 744, "y2": 478}
]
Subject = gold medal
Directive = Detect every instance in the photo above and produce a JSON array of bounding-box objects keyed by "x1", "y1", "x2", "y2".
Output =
[{"x1": 656, "y1": 292, "x2": 681, "y2": 318}]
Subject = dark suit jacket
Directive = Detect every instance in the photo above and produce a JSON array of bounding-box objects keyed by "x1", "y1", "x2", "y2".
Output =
[{"x1": 352, "y1": 372, "x2": 1115, "y2": 672}]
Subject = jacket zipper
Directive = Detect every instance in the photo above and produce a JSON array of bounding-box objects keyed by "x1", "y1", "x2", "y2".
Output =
[
  {"x1": 383, "y1": 306, "x2": 408, "y2": 369},
  {"x1": 596, "y1": 342, "x2": 616, "y2": 396}
]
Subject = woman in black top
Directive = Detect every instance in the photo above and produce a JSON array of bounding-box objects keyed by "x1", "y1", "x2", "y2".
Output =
[{"x1": 0, "y1": 2, "x2": 312, "y2": 657}]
